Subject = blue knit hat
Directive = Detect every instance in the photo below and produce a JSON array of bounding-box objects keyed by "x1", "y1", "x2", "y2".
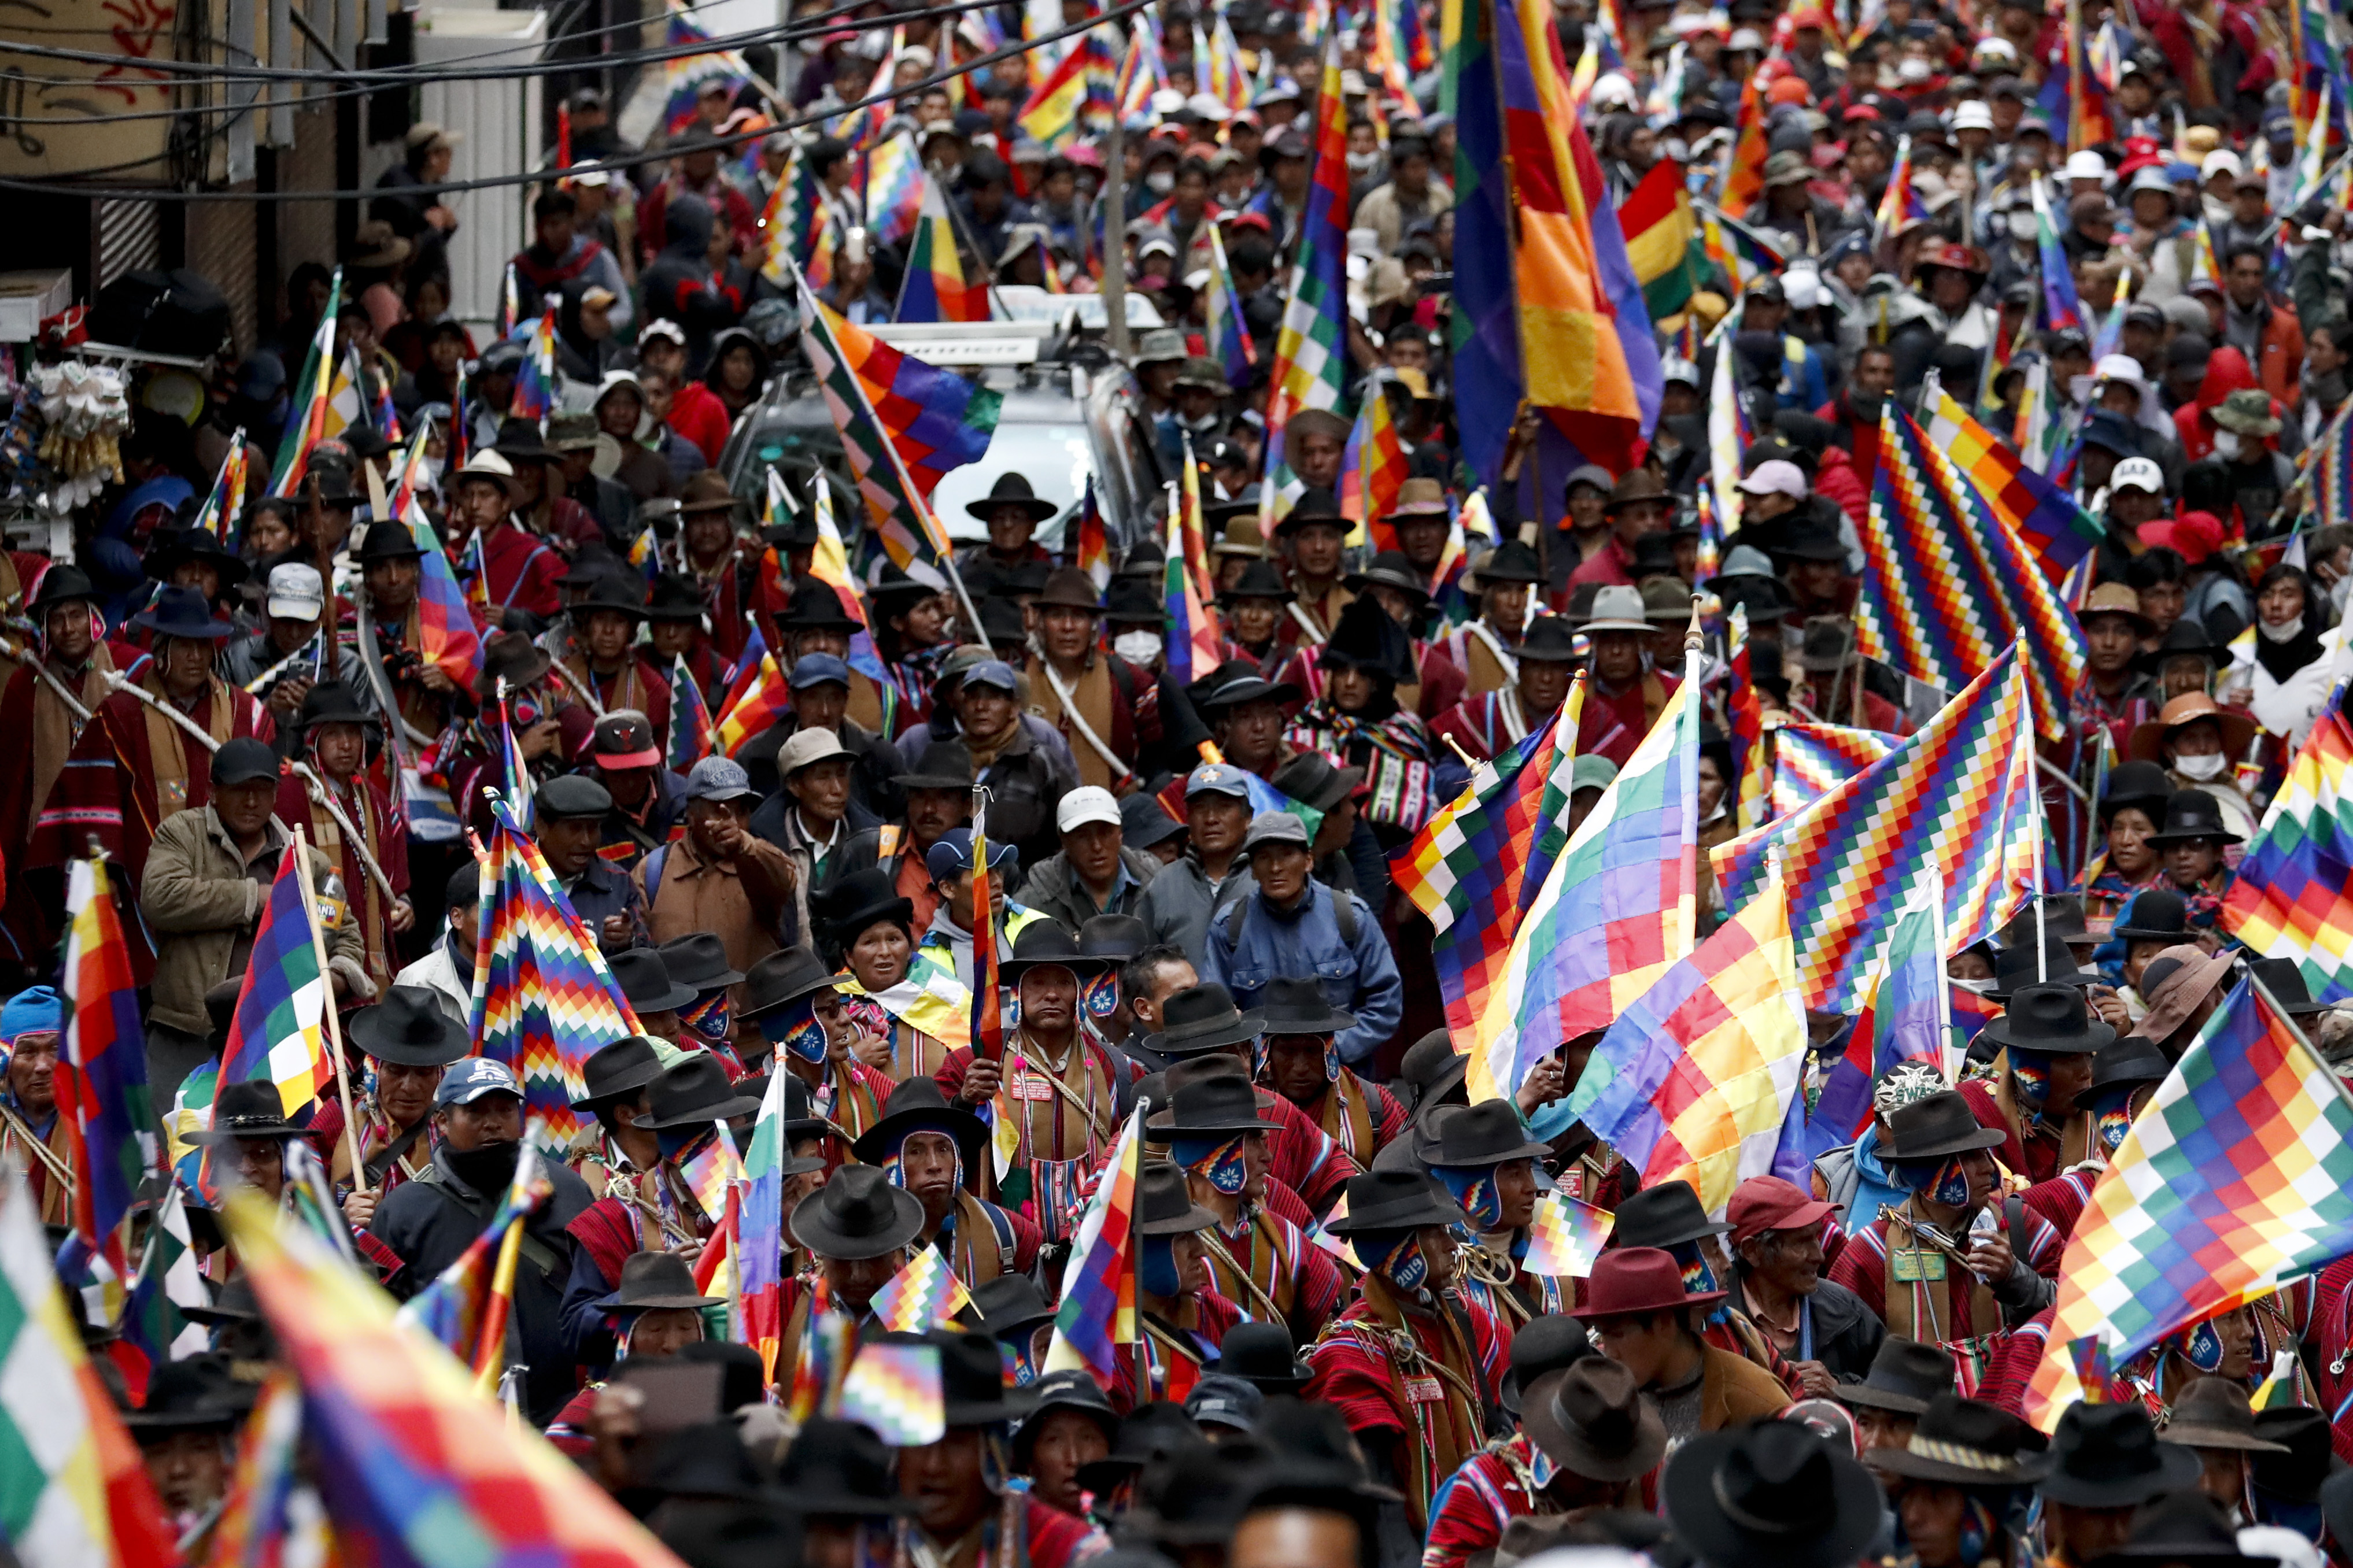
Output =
[{"x1": 1, "y1": 986, "x2": 61, "y2": 1040}]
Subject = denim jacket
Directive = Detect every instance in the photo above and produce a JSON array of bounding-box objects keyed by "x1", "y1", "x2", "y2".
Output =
[{"x1": 1200, "y1": 879, "x2": 1402, "y2": 1066}]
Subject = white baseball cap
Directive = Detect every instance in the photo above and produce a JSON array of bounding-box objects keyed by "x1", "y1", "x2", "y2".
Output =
[
  {"x1": 1737, "y1": 459, "x2": 1809, "y2": 500},
  {"x1": 1057, "y1": 785, "x2": 1124, "y2": 834},
  {"x1": 2201, "y1": 150, "x2": 2244, "y2": 181},
  {"x1": 1952, "y1": 101, "x2": 1994, "y2": 132},
  {"x1": 265, "y1": 561, "x2": 326, "y2": 620},
  {"x1": 2111, "y1": 457, "x2": 2165, "y2": 494}
]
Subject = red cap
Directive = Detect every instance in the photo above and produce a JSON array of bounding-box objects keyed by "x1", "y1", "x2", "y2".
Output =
[
  {"x1": 1766, "y1": 75, "x2": 1812, "y2": 106},
  {"x1": 2141, "y1": 510, "x2": 2224, "y2": 565},
  {"x1": 1575, "y1": 1247, "x2": 1725, "y2": 1319},
  {"x1": 1726, "y1": 1175, "x2": 1839, "y2": 1248}
]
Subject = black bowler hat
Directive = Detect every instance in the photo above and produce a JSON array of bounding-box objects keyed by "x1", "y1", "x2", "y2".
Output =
[
  {"x1": 657, "y1": 931, "x2": 746, "y2": 993},
  {"x1": 2114, "y1": 889, "x2": 2192, "y2": 944},
  {"x1": 1211, "y1": 1321, "x2": 1312, "y2": 1396},
  {"x1": 346, "y1": 986, "x2": 471, "y2": 1067},
  {"x1": 1143, "y1": 982, "x2": 1265, "y2": 1058},
  {"x1": 2145, "y1": 789, "x2": 2245, "y2": 846},
  {"x1": 790, "y1": 1164, "x2": 924, "y2": 1260},
  {"x1": 569, "y1": 1035, "x2": 668, "y2": 1110},
  {"x1": 608, "y1": 948, "x2": 699, "y2": 1014},
  {"x1": 1979, "y1": 981, "x2": 2116, "y2": 1056},
  {"x1": 1146, "y1": 1074, "x2": 1284, "y2": 1136}
]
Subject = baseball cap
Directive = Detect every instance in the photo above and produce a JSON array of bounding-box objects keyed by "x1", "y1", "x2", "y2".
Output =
[
  {"x1": 1242, "y1": 809, "x2": 1310, "y2": 853},
  {"x1": 590, "y1": 711, "x2": 662, "y2": 770},
  {"x1": 962, "y1": 660, "x2": 1021, "y2": 695},
  {"x1": 787, "y1": 653, "x2": 852, "y2": 691},
  {"x1": 434, "y1": 1056, "x2": 523, "y2": 1108},
  {"x1": 2111, "y1": 457, "x2": 2165, "y2": 495},
  {"x1": 1185, "y1": 762, "x2": 1254, "y2": 800},
  {"x1": 1057, "y1": 786, "x2": 1124, "y2": 834},
  {"x1": 924, "y1": 827, "x2": 1019, "y2": 881},
  {"x1": 685, "y1": 755, "x2": 756, "y2": 802},
  {"x1": 265, "y1": 562, "x2": 326, "y2": 620},
  {"x1": 1737, "y1": 459, "x2": 1808, "y2": 500},
  {"x1": 2201, "y1": 149, "x2": 2243, "y2": 181},
  {"x1": 1726, "y1": 1175, "x2": 1839, "y2": 1247},
  {"x1": 210, "y1": 737, "x2": 280, "y2": 787},
  {"x1": 778, "y1": 728, "x2": 849, "y2": 776},
  {"x1": 1185, "y1": 1373, "x2": 1265, "y2": 1433}
]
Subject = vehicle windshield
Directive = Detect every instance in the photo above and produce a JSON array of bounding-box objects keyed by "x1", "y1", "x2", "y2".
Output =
[{"x1": 932, "y1": 423, "x2": 1094, "y2": 549}]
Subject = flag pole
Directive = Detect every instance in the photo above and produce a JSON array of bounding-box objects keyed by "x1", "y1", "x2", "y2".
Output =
[{"x1": 291, "y1": 824, "x2": 370, "y2": 1195}]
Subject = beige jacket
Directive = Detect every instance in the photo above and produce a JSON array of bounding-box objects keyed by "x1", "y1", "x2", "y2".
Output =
[{"x1": 139, "y1": 807, "x2": 365, "y2": 1038}]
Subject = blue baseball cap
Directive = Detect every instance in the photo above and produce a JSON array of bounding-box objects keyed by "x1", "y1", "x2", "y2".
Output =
[
  {"x1": 962, "y1": 660, "x2": 1021, "y2": 694},
  {"x1": 787, "y1": 653, "x2": 852, "y2": 690},
  {"x1": 1185, "y1": 762, "x2": 1253, "y2": 800},
  {"x1": 925, "y1": 827, "x2": 1020, "y2": 881},
  {"x1": 434, "y1": 1056, "x2": 523, "y2": 1108}
]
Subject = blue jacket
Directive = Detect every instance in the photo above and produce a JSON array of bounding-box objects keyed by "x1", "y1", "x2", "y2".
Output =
[
  {"x1": 1199, "y1": 879, "x2": 1402, "y2": 1066},
  {"x1": 562, "y1": 856, "x2": 645, "y2": 952}
]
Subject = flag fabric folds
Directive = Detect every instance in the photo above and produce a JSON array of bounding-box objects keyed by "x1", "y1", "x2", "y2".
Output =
[
  {"x1": 1619, "y1": 158, "x2": 1698, "y2": 319},
  {"x1": 2023, "y1": 977, "x2": 2353, "y2": 1429},
  {"x1": 394, "y1": 419, "x2": 486, "y2": 689},
  {"x1": 740, "y1": 1068, "x2": 793, "y2": 1384},
  {"x1": 509, "y1": 306, "x2": 561, "y2": 423},
  {"x1": 1923, "y1": 391, "x2": 2105, "y2": 583},
  {"x1": 470, "y1": 795, "x2": 644, "y2": 1151},
  {"x1": 2223, "y1": 683, "x2": 2353, "y2": 1001},
  {"x1": 666, "y1": 652, "x2": 714, "y2": 771},
  {"x1": 1466, "y1": 652, "x2": 1700, "y2": 1103},
  {"x1": 1043, "y1": 1104, "x2": 1144, "y2": 1381},
  {"x1": 55, "y1": 856, "x2": 158, "y2": 1283},
  {"x1": 1715, "y1": 648, "x2": 2042, "y2": 1012},
  {"x1": 1442, "y1": 0, "x2": 1525, "y2": 491},
  {"x1": 220, "y1": 846, "x2": 335, "y2": 1120},
  {"x1": 270, "y1": 268, "x2": 343, "y2": 498},
  {"x1": 1771, "y1": 722, "x2": 1899, "y2": 819},
  {"x1": 618, "y1": 0, "x2": 756, "y2": 146},
  {"x1": 897, "y1": 173, "x2": 988, "y2": 323},
  {"x1": 2033, "y1": 178, "x2": 2084, "y2": 331},
  {"x1": 1339, "y1": 382, "x2": 1410, "y2": 551},
  {"x1": 394, "y1": 1139, "x2": 556, "y2": 1369},
  {"x1": 191, "y1": 432, "x2": 249, "y2": 542},
  {"x1": 1264, "y1": 29, "x2": 1353, "y2": 442},
  {"x1": 1806, "y1": 885, "x2": 1949, "y2": 1154}
]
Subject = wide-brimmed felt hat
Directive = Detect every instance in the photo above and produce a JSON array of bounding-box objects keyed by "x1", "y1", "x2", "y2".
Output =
[
  {"x1": 998, "y1": 921, "x2": 1111, "y2": 982},
  {"x1": 294, "y1": 681, "x2": 374, "y2": 733},
  {"x1": 1579, "y1": 1246, "x2": 1724, "y2": 1318},
  {"x1": 2163, "y1": 1376, "x2": 2290, "y2": 1452},
  {"x1": 346, "y1": 986, "x2": 471, "y2": 1067},
  {"x1": 1397, "y1": 1029, "x2": 1469, "y2": 1110},
  {"x1": 636, "y1": 1053, "x2": 763, "y2": 1130},
  {"x1": 1986, "y1": 935, "x2": 2103, "y2": 1001},
  {"x1": 187, "y1": 1078, "x2": 302, "y2": 1142},
  {"x1": 1866, "y1": 1394, "x2": 2053, "y2": 1486},
  {"x1": 851, "y1": 1076, "x2": 989, "y2": 1170},
  {"x1": 897, "y1": 739, "x2": 976, "y2": 793},
  {"x1": 1611, "y1": 1178, "x2": 1731, "y2": 1248},
  {"x1": 1213, "y1": 1321, "x2": 1313, "y2": 1396},
  {"x1": 146, "y1": 529, "x2": 253, "y2": 592},
  {"x1": 1833, "y1": 1337, "x2": 1956, "y2": 1415},
  {"x1": 907, "y1": 1328, "x2": 1032, "y2": 1430},
  {"x1": 1033, "y1": 567, "x2": 1104, "y2": 613},
  {"x1": 449, "y1": 450, "x2": 533, "y2": 505},
  {"x1": 2089, "y1": 1489, "x2": 2271, "y2": 1568},
  {"x1": 1980, "y1": 981, "x2": 2116, "y2": 1056},
  {"x1": 599, "y1": 1249, "x2": 725, "y2": 1312},
  {"x1": 1884, "y1": 1090, "x2": 2007, "y2": 1161},
  {"x1": 2145, "y1": 787, "x2": 2246, "y2": 846},
  {"x1": 967, "y1": 472, "x2": 1059, "y2": 524},
  {"x1": 774, "y1": 1416, "x2": 918, "y2": 1517},
  {"x1": 2039, "y1": 1400, "x2": 2204, "y2": 1507},
  {"x1": 476, "y1": 629, "x2": 553, "y2": 698},
  {"x1": 970, "y1": 1272, "x2": 1057, "y2": 1341},
  {"x1": 131, "y1": 584, "x2": 235, "y2": 641},
  {"x1": 124, "y1": 1355, "x2": 252, "y2": 1432},
  {"x1": 1324, "y1": 1168, "x2": 1467, "y2": 1234},
  {"x1": 570, "y1": 1035, "x2": 668, "y2": 1110},
  {"x1": 177, "y1": 1275, "x2": 261, "y2": 1327},
  {"x1": 676, "y1": 471, "x2": 741, "y2": 516},
  {"x1": 2134, "y1": 945, "x2": 2240, "y2": 1041},
  {"x1": 1382, "y1": 476, "x2": 1450, "y2": 522},
  {"x1": 1012, "y1": 1370, "x2": 1120, "y2": 1464},
  {"x1": 1134, "y1": 1160, "x2": 1221, "y2": 1236},
  {"x1": 657, "y1": 932, "x2": 745, "y2": 993},
  {"x1": 792, "y1": 1164, "x2": 925, "y2": 1260},
  {"x1": 1664, "y1": 1420, "x2": 1883, "y2": 1568},
  {"x1": 1603, "y1": 468, "x2": 1671, "y2": 515},
  {"x1": 2138, "y1": 620, "x2": 2229, "y2": 676},
  {"x1": 1346, "y1": 550, "x2": 1434, "y2": 607},
  {"x1": 738, "y1": 946, "x2": 842, "y2": 1020},
  {"x1": 1253, "y1": 975, "x2": 1357, "y2": 1037},
  {"x1": 1143, "y1": 982, "x2": 1265, "y2": 1059},
  {"x1": 1421, "y1": 1101, "x2": 1550, "y2": 1168},
  {"x1": 2089, "y1": 1034, "x2": 2173, "y2": 1096},
  {"x1": 1472, "y1": 540, "x2": 1545, "y2": 588},
  {"x1": 2114, "y1": 889, "x2": 2192, "y2": 944},
  {"x1": 1185, "y1": 659, "x2": 1304, "y2": 712},
  {"x1": 818, "y1": 870, "x2": 917, "y2": 952},
  {"x1": 780, "y1": 578, "x2": 860, "y2": 633},
  {"x1": 2249, "y1": 956, "x2": 2334, "y2": 1017},
  {"x1": 1147, "y1": 1074, "x2": 1284, "y2": 1136},
  {"x1": 354, "y1": 518, "x2": 427, "y2": 565},
  {"x1": 493, "y1": 416, "x2": 559, "y2": 467},
  {"x1": 608, "y1": 948, "x2": 700, "y2": 1014},
  {"x1": 1269, "y1": 751, "x2": 1366, "y2": 816},
  {"x1": 1221, "y1": 558, "x2": 1296, "y2": 606},
  {"x1": 2252, "y1": 1407, "x2": 2339, "y2": 1504},
  {"x1": 2127, "y1": 693, "x2": 2258, "y2": 766},
  {"x1": 1523, "y1": 1359, "x2": 1668, "y2": 1484}
]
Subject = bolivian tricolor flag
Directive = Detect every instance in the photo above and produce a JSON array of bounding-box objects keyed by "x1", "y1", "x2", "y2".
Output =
[{"x1": 1618, "y1": 158, "x2": 1697, "y2": 320}]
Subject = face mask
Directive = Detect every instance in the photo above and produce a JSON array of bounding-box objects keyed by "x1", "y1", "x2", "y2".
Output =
[
  {"x1": 2008, "y1": 211, "x2": 2037, "y2": 240},
  {"x1": 1171, "y1": 1134, "x2": 1250, "y2": 1195},
  {"x1": 1081, "y1": 971, "x2": 1121, "y2": 1019},
  {"x1": 2009, "y1": 1052, "x2": 2052, "y2": 1108},
  {"x1": 2213, "y1": 430, "x2": 2241, "y2": 457},
  {"x1": 1180, "y1": 411, "x2": 1221, "y2": 434},
  {"x1": 1917, "y1": 1156, "x2": 1975, "y2": 1207},
  {"x1": 1663, "y1": 136, "x2": 1690, "y2": 162},
  {"x1": 445, "y1": 1140, "x2": 520, "y2": 1194},
  {"x1": 1114, "y1": 630, "x2": 1162, "y2": 665},
  {"x1": 1365, "y1": 1227, "x2": 1429, "y2": 1292},
  {"x1": 1139, "y1": 1233, "x2": 1184, "y2": 1296},
  {"x1": 2180, "y1": 1316, "x2": 2226, "y2": 1373},
  {"x1": 1434, "y1": 1164, "x2": 1506, "y2": 1230},
  {"x1": 683, "y1": 991, "x2": 731, "y2": 1042},
  {"x1": 2093, "y1": 1090, "x2": 2138, "y2": 1153},
  {"x1": 1347, "y1": 151, "x2": 1382, "y2": 175},
  {"x1": 2175, "y1": 750, "x2": 2227, "y2": 780},
  {"x1": 760, "y1": 996, "x2": 829, "y2": 1064},
  {"x1": 1145, "y1": 171, "x2": 1175, "y2": 195},
  {"x1": 1897, "y1": 55, "x2": 1929, "y2": 81},
  {"x1": 2260, "y1": 614, "x2": 2305, "y2": 642}
]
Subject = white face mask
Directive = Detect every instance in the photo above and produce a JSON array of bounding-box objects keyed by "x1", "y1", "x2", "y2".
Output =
[
  {"x1": 2260, "y1": 613, "x2": 2305, "y2": 642},
  {"x1": 2174, "y1": 751, "x2": 2227, "y2": 780},
  {"x1": 1663, "y1": 137, "x2": 1690, "y2": 162},
  {"x1": 2212, "y1": 430, "x2": 2241, "y2": 457},
  {"x1": 1145, "y1": 171, "x2": 1175, "y2": 195},
  {"x1": 2008, "y1": 211, "x2": 2037, "y2": 240},
  {"x1": 1113, "y1": 630, "x2": 1162, "y2": 665},
  {"x1": 1897, "y1": 56, "x2": 1930, "y2": 82},
  {"x1": 1348, "y1": 151, "x2": 1382, "y2": 175}
]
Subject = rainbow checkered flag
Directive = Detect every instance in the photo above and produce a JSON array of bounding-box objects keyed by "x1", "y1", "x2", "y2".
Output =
[
  {"x1": 271, "y1": 268, "x2": 343, "y2": 497},
  {"x1": 872, "y1": 1248, "x2": 975, "y2": 1330},
  {"x1": 1521, "y1": 1191, "x2": 1612, "y2": 1275},
  {"x1": 2225, "y1": 681, "x2": 2353, "y2": 1001},
  {"x1": 1771, "y1": 722, "x2": 1898, "y2": 819},
  {"x1": 54, "y1": 856, "x2": 159, "y2": 1289},
  {"x1": 1043, "y1": 1104, "x2": 1144, "y2": 1381},
  {"x1": 219, "y1": 846, "x2": 334, "y2": 1120},
  {"x1": 837, "y1": 1340, "x2": 945, "y2": 1446},
  {"x1": 470, "y1": 793, "x2": 643, "y2": 1151},
  {"x1": 509, "y1": 306, "x2": 560, "y2": 422},
  {"x1": 2024, "y1": 977, "x2": 2353, "y2": 1429},
  {"x1": 191, "y1": 431, "x2": 249, "y2": 543},
  {"x1": 666, "y1": 653, "x2": 713, "y2": 770},
  {"x1": 1255, "y1": 29, "x2": 1352, "y2": 538}
]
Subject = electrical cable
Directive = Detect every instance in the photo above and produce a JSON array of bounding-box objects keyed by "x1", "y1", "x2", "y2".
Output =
[{"x1": 0, "y1": 0, "x2": 1146, "y2": 198}]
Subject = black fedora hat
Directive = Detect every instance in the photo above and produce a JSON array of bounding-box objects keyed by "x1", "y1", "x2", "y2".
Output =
[
  {"x1": 2249, "y1": 956, "x2": 2334, "y2": 1018},
  {"x1": 570, "y1": 1035, "x2": 669, "y2": 1110},
  {"x1": 1143, "y1": 982, "x2": 1265, "y2": 1058},
  {"x1": 1346, "y1": 550, "x2": 1434, "y2": 605},
  {"x1": 2145, "y1": 789, "x2": 2245, "y2": 846},
  {"x1": 295, "y1": 680, "x2": 375, "y2": 732},
  {"x1": 178, "y1": 1274, "x2": 261, "y2": 1328},
  {"x1": 780, "y1": 578, "x2": 860, "y2": 633},
  {"x1": 657, "y1": 931, "x2": 746, "y2": 993},
  {"x1": 130, "y1": 583, "x2": 235, "y2": 641},
  {"x1": 645, "y1": 572, "x2": 707, "y2": 622},
  {"x1": 817, "y1": 870, "x2": 916, "y2": 952},
  {"x1": 1865, "y1": 1394, "x2": 2052, "y2": 1486},
  {"x1": 27, "y1": 563, "x2": 98, "y2": 613},
  {"x1": 738, "y1": 946, "x2": 842, "y2": 1020},
  {"x1": 2137, "y1": 619, "x2": 2229, "y2": 676},
  {"x1": 1323, "y1": 1168, "x2": 1467, "y2": 1234},
  {"x1": 2037, "y1": 1399, "x2": 2202, "y2": 1507},
  {"x1": 899, "y1": 738, "x2": 976, "y2": 793},
  {"x1": 1396, "y1": 1029, "x2": 1469, "y2": 1110},
  {"x1": 1610, "y1": 1178, "x2": 1731, "y2": 1248},
  {"x1": 1211, "y1": 1321, "x2": 1312, "y2": 1396},
  {"x1": 1986, "y1": 934, "x2": 2102, "y2": 1001},
  {"x1": 124, "y1": 1354, "x2": 251, "y2": 1432},
  {"x1": 1184, "y1": 659, "x2": 1303, "y2": 713},
  {"x1": 774, "y1": 1415, "x2": 918, "y2": 1517},
  {"x1": 850, "y1": 1076, "x2": 988, "y2": 1170},
  {"x1": 1253, "y1": 975, "x2": 1356, "y2": 1037},
  {"x1": 2100, "y1": 759, "x2": 2177, "y2": 819},
  {"x1": 998, "y1": 921, "x2": 1111, "y2": 981},
  {"x1": 346, "y1": 986, "x2": 471, "y2": 1067},
  {"x1": 966, "y1": 472, "x2": 1059, "y2": 524},
  {"x1": 1519, "y1": 616, "x2": 1581, "y2": 663},
  {"x1": 1013, "y1": 1369, "x2": 1120, "y2": 1465},
  {"x1": 1501, "y1": 1316, "x2": 1594, "y2": 1418},
  {"x1": 791, "y1": 1164, "x2": 924, "y2": 1259},
  {"x1": 145, "y1": 529, "x2": 252, "y2": 591},
  {"x1": 356, "y1": 519, "x2": 426, "y2": 563},
  {"x1": 1421, "y1": 1101, "x2": 1550, "y2": 1168},
  {"x1": 2251, "y1": 1406, "x2": 2337, "y2": 1506},
  {"x1": 1978, "y1": 981, "x2": 2116, "y2": 1056},
  {"x1": 2088, "y1": 1035, "x2": 2171, "y2": 1096},
  {"x1": 1833, "y1": 1337, "x2": 1956, "y2": 1415},
  {"x1": 919, "y1": 1326, "x2": 1033, "y2": 1427},
  {"x1": 493, "y1": 416, "x2": 559, "y2": 465},
  {"x1": 1075, "y1": 1403, "x2": 1203, "y2": 1495},
  {"x1": 635, "y1": 1052, "x2": 763, "y2": 1129},
  {"x1": 1135, "y1": 1160, "x2": 1221, "y2": 1236},
  {"x1": 1663, "y1": 1420, "x2": 1883, "y2": 1568},
  {"x1": 186, "y1": 1078, "x2": 302, "y2": 1142},
  {"x1": 1146, "y1": 1074, "x2": 1284, "y2": 1136},
  {"x1": 1078, "y1": 914, "x2": 1151, "y2": 964},
  {"x1": 2114, "y1": 889, "x2": 2191, "y2": 944},
  {"x1": 1222, "y1": 558, "x2": 1297, "y2": 605},
  {"x1": 969, "y1": 1273, "x2": 1057, "y2": 1341},
  {"x1": 1473, "y1": 539, "x2": 1545, "y2": 586},
  {"x1": 1884, "y1": 1090, "x2": 2008, "y2": 1162},
  {"x1": 1269, "y1": 752, "x2": 1366, "y2": 816},
  {"x1": 609, "y1": 948, "x2": 700, "y2": 1014},
  {"x1": 597, "y1": 1249, "x2": 724, "y2": 1312}
]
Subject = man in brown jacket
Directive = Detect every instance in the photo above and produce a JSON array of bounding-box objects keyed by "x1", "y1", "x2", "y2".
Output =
[
  {"x1": 1578, "y1": 1246, "x2": 1790, "y2": 1440},
  {"x1": 139, "y1": 737, "x2": 370, "y2": 1103},
  {"x1": 633, "y1": 755, "x2": 799, "y2": 1017}
]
